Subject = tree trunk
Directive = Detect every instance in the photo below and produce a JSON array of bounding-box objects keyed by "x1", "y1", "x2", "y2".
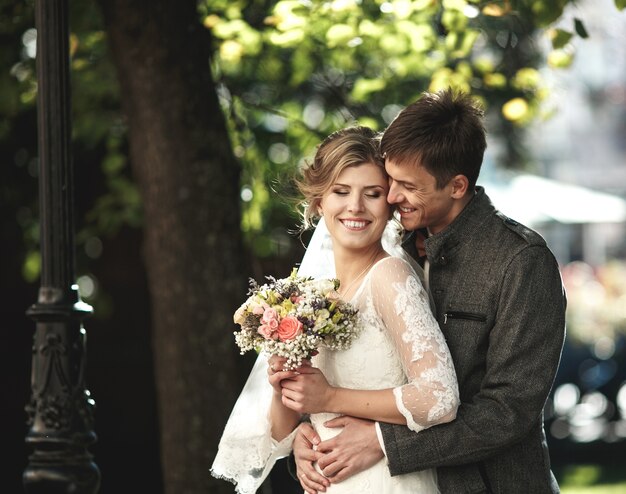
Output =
[{"x1": 98, "y1": 1, "x2": 247, "y2": 492}]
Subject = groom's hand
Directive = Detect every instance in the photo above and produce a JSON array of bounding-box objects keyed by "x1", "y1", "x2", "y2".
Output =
[
  {"x1": 293, "y1": 422, "x2": 330, "y2": 494},
  {"x1": 316, "y1": 416, "x2": 384, "y2": 483}
]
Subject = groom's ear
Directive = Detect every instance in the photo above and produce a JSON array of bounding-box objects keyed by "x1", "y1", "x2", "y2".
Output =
[{"x1": 450, "y1": 174, "x2": 469, "y2": 199}]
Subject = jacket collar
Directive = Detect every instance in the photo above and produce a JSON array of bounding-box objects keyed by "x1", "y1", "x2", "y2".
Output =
[{"x1": 414, "y1": 186, "x2": 494, "y2": 265}]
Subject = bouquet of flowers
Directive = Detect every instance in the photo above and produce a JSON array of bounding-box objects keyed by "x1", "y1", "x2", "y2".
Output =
[{"x1": 233, "y1": 268, "x2": 361, "y2": 370}]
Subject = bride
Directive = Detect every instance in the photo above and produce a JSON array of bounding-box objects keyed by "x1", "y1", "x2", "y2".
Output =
[{"x1": 211, "y1": 126, "x2": 459, "y2": 493}]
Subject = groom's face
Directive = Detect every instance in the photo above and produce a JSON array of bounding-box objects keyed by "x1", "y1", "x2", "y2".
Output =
[{"x1": 385, "y1": 159, "x2": 457, "y2": 235}]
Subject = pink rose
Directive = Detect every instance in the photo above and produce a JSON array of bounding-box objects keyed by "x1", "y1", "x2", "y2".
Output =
[
  {"x1": 262, "y1": 308, "x2": 278, "y2": 324},
  {"x1": 276, "y1": 316, "x2": 303, "y2": 342},
  {"x1": 252, "y1": 302, "x2": 268, "y2": 315},
  {"x1": 258, "y1": 324, "x2": 276, "y2": 340}
]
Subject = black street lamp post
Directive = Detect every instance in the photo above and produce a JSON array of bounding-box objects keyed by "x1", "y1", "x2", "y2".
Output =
[{"x1": 23, "y1": 0, "x2": 100, "y2": 492}]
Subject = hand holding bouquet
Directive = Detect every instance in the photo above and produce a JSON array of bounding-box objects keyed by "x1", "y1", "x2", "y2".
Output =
[{"x1": 233, "y1": 268, "x2": 361, "y2": 369}]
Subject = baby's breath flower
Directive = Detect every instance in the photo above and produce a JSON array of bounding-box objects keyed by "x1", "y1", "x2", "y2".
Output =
[{"x1": 231, "y1": 268, "x2": 361, "y2": 370}]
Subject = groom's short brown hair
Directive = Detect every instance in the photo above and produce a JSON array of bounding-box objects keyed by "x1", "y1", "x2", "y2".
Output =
[{"x1": 380, "y1": 88, "x2": 487, "y2": 189}]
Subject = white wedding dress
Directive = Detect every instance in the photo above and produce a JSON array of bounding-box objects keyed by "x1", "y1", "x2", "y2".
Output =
[
  {"x1": 309, "y1": 256, "x2": 459, "y2": 493},
  {"x1": 211, "y1": 220, "x2": 459, "y2": 494}
]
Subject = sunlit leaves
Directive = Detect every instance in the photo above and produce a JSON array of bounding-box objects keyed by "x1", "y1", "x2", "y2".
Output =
[
  {"x1": 429, "y1": 66, "x2": 472, "y2": 94},
  {"x1": 446, "y1": 28, "x2": 480, "y2": 58},
  {"x1": 198, "y1": 0, "x2": 588, "y2": 256},
  {"x1": 273, "y1": 0, "x2": 310, "y2": 31},
  {"x1": 502, "y1": 97, "x2": 528, "y2": 121},
  {"x1": 381, "y1": 0, "x2": 419, "y2": 19},
  {"x1": 325, "y1": 23, "x2": 356, "y2": 47},
  {"x1": 290, "y1": 48, "x2": 316, "y2": 86},
  {"x1": 379, "y1": 32, "x2": 410, "y2": 54},
  {"x1": 616, "y1": 0, "x2": 626, "y2": 10},
  {"x1": 352, "y1": 78, "x2": 387, "y2": 102},
  {"x1": 442, "y1": 6, "x2": 468, "y2": 32},
  {"x1": 220, "y1": 40, "x2": 244, "y2": 63},
  {"x1": 548, "y1": 48, "x2": 574, "y2": 68},
  {"x1": 212, "y1": 18, "x2": 263, "y2": 60},
  {"x1": 549, "y1": 28, "x2": 573, "y2": 49},
  {"x1": 482, "y1": 3, "x2": 511, "y2": 17},
  {"x1": 484, "y1": 72, "x2": 507, "y2": 88},
  {"x1": 531, "y1": 0, "x2": 568, "y2": 27},
  {"x1": 397, "y1": 21, "x2": 435, "y2": 53},
  {"x1": 512, "y1": 67, "x2": 541, "y2": 91}
]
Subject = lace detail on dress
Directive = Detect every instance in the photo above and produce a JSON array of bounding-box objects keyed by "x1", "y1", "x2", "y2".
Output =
[
  {"x1": 368, "y1": 257, "x2": 459, "y2": 433},
  {"x1": 213, "y1": 254, "x2": 457, "y2": 494},
  {"x1": 308, "y1": 256, "x2": 457, "y2": 493}
]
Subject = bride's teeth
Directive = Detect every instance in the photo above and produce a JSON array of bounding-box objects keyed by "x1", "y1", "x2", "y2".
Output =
[
  {"x1": 343, "y1": 220, "x2": 367, "y2": 228},
  {"x1": 400, "y1": 207, "x2": 413, "y2": 213}
]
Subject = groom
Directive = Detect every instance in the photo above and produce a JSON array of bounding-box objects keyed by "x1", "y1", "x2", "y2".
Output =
[{"x1": 291, "y1": 89, "x2": 567, "y2": 493}]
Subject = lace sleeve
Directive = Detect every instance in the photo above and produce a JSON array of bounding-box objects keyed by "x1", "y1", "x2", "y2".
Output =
[{"x1": 371, "y1": 257, "x2": 459, "y2": 433}]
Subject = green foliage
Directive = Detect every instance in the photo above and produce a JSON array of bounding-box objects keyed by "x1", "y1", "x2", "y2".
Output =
[
  {"x1": 200, "y1": 0, "x2": 587, "y2": 255},
  {"x1": 574, "y1": 18, "x2": 589, "y2": 39},
  {"x1": 0, "y1": 0, "x2": 597, "y2": 270},
  {"x1": 0, "y1": 1, "x2": 140, "y2": 281},
  {"x1": 558, "y1": 464, "x2": 626, "y2": 493}
]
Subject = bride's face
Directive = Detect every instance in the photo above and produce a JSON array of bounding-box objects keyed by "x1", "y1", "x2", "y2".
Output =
[{"x1": 318, "y1": 162, "x2": 391, "y2": 252}]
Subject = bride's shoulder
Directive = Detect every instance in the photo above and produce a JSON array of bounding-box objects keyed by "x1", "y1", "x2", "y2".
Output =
[{"x1": 370, "y1": 255, "x2": 417, "y2": 282}]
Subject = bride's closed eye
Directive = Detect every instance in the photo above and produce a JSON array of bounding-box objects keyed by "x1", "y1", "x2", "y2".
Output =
[{"x1": 329, "y1": 185, "x2": 386, "y2": 198}]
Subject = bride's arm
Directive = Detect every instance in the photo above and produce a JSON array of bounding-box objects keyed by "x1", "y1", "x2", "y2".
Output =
[
  {"x1": 281, "y1": 366, "x2": 406, "y2": 423},
  {"x1": 280, "y1": 257, "x2": 459, "y2": 432},
  {"x1": 268, "y1": 355, "x2": 302, "y2": 441}
]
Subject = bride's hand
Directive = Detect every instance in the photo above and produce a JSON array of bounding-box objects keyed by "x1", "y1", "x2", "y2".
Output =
[
  {"x1": 267, "y1": 356, "x2": 298, "y2": 395},
  {"x1": 280, "y1": 366, "x2": 336, "y2": 414}
]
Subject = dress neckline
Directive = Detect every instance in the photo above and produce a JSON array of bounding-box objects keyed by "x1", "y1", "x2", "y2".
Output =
[{"x1": 347, "y1": 255, "x2": 391, "y2": 303}]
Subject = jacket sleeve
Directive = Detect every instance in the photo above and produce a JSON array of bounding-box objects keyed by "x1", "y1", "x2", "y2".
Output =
[{"x1": 379, "y1": 245, "x2": 566, "y2": 475}]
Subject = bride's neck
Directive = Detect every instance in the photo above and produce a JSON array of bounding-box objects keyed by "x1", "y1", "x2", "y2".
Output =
[{"x1": 334, "y1": 245, "x2": 386, "y2": 297}]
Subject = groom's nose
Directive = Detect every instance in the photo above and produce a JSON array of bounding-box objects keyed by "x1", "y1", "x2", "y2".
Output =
[{"x1": 387, "y1": 181, "x2": 402, "y2": 204}]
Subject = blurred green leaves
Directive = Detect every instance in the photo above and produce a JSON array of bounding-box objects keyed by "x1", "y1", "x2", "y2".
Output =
[
  {"x1": 1, "y1": 0, "x2": 600, "y2": 271},
  {"x1": 199, "y1": 0, "x2": 591, "y2": 257}
]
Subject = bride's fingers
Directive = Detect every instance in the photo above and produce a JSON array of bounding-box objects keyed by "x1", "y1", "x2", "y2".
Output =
[
  {"x1": 299, "y1": 469, "x2": 329, "y2": 493},
  {"x1": 267, "y1": 356, "x2": 289, "y2": 372},
  {"x1": 293, "y1": 365, "x2": 319, "y2": 375},
  {"x1": 281, "y1": 388, "x2": 302, "y2": 406}
]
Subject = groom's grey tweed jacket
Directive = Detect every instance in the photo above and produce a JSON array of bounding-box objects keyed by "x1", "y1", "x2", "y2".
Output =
[{"x1": 380, "y1": 187, "x2": 566, "y2": 494}]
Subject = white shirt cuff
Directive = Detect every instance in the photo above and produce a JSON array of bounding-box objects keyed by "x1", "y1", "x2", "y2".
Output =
[{"x1": 375, "y1": 422, "x2": 388, "y2": 457}]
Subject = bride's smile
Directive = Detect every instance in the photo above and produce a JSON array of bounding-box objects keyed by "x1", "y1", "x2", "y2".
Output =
[
  {"x1": 339, "y1": 219, "x2": 370, "y2": 230},
  {"x1": 318, "y1": 162, "x2": 390, "y2": 254}
]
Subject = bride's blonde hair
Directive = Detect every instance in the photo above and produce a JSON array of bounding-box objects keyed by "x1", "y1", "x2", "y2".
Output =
[{"x1": 296, "y1": 126, "x2": 385, "y2": 229}]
